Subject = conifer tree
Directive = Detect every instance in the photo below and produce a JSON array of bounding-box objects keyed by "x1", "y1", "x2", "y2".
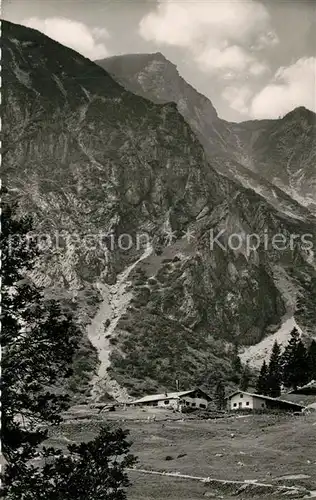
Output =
[
  {"x1": 256, "y1": 360, "x2": 269, "y2": 395},
  {"x1": 268, "y1": 341, "x2": 282, "y2": 397},
  {"x1": 231, "y1": 344, "x2": 242, "y2": 384},
  {"x1": 1, "y1": 201, "x2": 136, "y2": 499},
  {"x1": 307, "y1": 340, "x2": 316, "y2": 381},
  {"x1": 214, "y1": 379, "x2": 226, "y2": 410},
  {"x1": 1, "y1": 202, "x2": 81, "y2": 462},
  {"x1": 239, "y1": 362, "x2": 251, "y2": 391},
  {"x1": 282, "y1": 328, "x2": 309, "y2": 390}
]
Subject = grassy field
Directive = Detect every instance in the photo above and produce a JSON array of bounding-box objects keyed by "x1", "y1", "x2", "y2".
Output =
[{"x1": 48, "y1": 408, "x2": 316, "y2": 499}]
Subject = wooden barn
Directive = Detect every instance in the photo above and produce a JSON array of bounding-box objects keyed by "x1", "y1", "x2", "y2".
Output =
[{"x1": 130, "y1": 388, "x2": 212, "y2": 411}]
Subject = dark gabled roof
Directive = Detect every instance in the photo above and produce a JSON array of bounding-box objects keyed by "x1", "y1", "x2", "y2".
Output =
[
  {"x1": 131, "y1": 387, "x2": 212, "y2": 404},
  {"x1": 289, "y1": 380, "x2": 316, "y2": 395},
  {"x1": 226, "y1": 390, "x2": 305, "y2": 409},
  {"x1": 131, "y1": 390, "x2": 193, "y2": 405}
]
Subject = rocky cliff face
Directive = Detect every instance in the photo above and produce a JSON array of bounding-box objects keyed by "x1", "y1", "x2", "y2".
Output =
[
  {"x1": 99, "y1": 53, "x2": 316, "y2": 216},
  {"x1": 3, "y1": 21, "x2": 316, "y2": 400},
  {"x1": 229, "y1": 107, "x2": 316, "y2": 213}
]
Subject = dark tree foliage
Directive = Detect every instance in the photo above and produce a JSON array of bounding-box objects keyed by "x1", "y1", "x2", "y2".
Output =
[
  {"x1": 256, "y1": 360, "x2": 269, "y2": 395},
  {"x1": 214, "y1": 379, "x2": 226, "y2": 410},
  {"x1": 282, "y1": 328, "x2": 309, "y2": 390},
  {"x1": 3, "y1": 427, "x2": 136, "y2": 500},
  {"x1": 256, "y1": 335, "x2": 315, "y2": 396},
  {"x1": 231, "y1": 344, "x2": 242, "y2": 384},
  {"x1": 307, "y1": 340, "x2": 316, "y2": 380},
  {"x1": 1, "y1": 201, "x2": 137, "y2": 499},
  {"x1": 267, "y1": 341, "x2": 282, "y2": 397},
  {"x1": 239, "y1": 362, "x2": 251, "y2": 391},
  {"x1": 1, "y1": 202, "x2": 81, "y2": 462}
]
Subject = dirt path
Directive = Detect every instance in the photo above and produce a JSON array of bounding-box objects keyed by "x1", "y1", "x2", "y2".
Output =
[
  {"x1": 127, "y1": 468, "x2": 311, "y2": 498},
  {"x1": 87, "y1": 244, "x2": 153, "y2": 402}
]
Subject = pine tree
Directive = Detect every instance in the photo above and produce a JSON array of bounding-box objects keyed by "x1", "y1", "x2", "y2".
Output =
[
  {"x1": 268, "y1": 341, "x2": 282, "y2": 397},
  {"x1": 239, "y1": 362, "x2": 251, "y2": 391},
  {"x1": 231, "y1": 344, "x2": 242, "y2": 384},
  {"x1": 1, "y1": 201, "x2": 136, "y2": 498},
  {"x1": 256, "y1": 360, "x2": 269, "y2": 395},
  {"x1": 1, "y1": 202, "x2": 81, "y2": 462},
  {"x1": 3, "y1": 427, "x2": 136, "y2": 500},
  {"x1": 307, "y1": 340, "x2": 316, "y2": 381},
  {"x1": 282, "y1": 328, "x2": 309, "y2": 390},
  {"x1": 214, "y1": 379, "x2": 226, "y2": 410}
]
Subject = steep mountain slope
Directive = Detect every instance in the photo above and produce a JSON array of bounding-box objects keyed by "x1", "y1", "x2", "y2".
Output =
[
  {"x1": 98, "y1": 53, "x2": 316, "y2": 215},
  {"x1": 230, "y1": 108, "x2": 316, "y2": 212},
  {"x1": 3, "y1": 21, "x2": 316, "y2": 401}
]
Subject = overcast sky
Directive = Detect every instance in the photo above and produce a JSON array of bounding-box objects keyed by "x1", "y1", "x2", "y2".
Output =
[{"x1": 3, "y1": 0, "x2": 316, "y2": 122}]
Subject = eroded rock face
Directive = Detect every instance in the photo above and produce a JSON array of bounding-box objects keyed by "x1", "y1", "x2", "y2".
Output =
[
  {"x1": 99, "y1": 53, "x2": 316, "y2": 215},
  {"x1": 3, "y1": 21, "x2": 316, "y2": 398}
]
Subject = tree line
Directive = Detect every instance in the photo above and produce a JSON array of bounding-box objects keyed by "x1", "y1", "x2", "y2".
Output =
[
  {"x1": 256, "y1": 330, "x2": 316, "y2": 397},
  {"x1": 213, "y1": 346, "x2": 251, "y2": 410},
  {"x1": 213, "y1": 329, "x2": 316, "y2": 410}
]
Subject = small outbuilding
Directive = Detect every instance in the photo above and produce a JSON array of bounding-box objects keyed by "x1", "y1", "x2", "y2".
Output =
[
  {"x1": 130, "y1": 388, "x2": 212, "y2": 411},
  {"x1": 226, "y1": 390, "x2": 305, "y2": 412}
]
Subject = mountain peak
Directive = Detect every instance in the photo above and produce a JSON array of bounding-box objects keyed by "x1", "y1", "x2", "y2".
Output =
[
  {"x1": 146, "y1": 51, "x2": 178, "y2": 70},
  {"x1": 152, "y1": 51, "x2": 169, "y2": 61},
  {"x1": 97, "y1": 52, "x2": 218, "y2": 117},
  {"x1": 283, "y1": 106, "x2": 315, "y2": 120}
]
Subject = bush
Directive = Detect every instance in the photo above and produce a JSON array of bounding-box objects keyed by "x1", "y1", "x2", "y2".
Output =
[
  {"x1": 3, "y1": 426, "x2": 137, "y2": 500},
  {"x1": 148, "y1": 277, "x2": 157, "y2": 285}
]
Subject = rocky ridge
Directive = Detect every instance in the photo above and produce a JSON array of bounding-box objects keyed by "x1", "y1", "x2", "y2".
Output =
[
  {"x1": 3, "y1": 21, "x2": 316, "y2": 400},
  {"x1": 99, "y1": 53, "x2": 316, "y2": 215}
]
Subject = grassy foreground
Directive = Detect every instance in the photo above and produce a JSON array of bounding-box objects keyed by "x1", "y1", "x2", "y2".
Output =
[{"x1": 48, "y1": 408, "x2": 316, "y2": 499}]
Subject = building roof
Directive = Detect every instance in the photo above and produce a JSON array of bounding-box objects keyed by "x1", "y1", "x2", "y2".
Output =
[
  {"x1": 131, "y1": 388, "x2": 211, "y2": 405},
  {"x1": 278, "y1": 392, "x2": 316, "y2": 407},
  {"x1": 289, "y1": 380, "x2": 316, "y2": 395},
  {"x1": 226, "y1": 390, "x2": 305, "y2": 409}
]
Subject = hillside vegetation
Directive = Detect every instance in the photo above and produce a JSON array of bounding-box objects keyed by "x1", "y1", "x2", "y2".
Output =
[{"x1": 3, "y1": 20, "x2": 316, "y2": 399}]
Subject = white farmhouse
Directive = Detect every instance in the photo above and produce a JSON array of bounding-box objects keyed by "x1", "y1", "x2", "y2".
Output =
[
  {"x1": 130, "y1": 388, "x2": 211, "y2": 411},
  {"x1": 226, "y1": 390, "x2": 305, "y2": 412}
]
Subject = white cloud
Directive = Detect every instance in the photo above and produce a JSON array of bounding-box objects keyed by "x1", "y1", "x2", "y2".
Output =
[
  {"x1": 197, "y1": 45, "x2": 269, "y2": 78},
  {"x1": 251, "y1": 31, "x2": 279, "y2": 51},
  {"x1": 249, "y1": 62, "x2": 269, "y2": 76},
  {"x1": 91, "y1": 27, "x2": 110, "y2": 40},
  {"x1": 139, "y1": 0, "x2": 276, "y2": 79},
  {"x1": 139, "y1": 1, "x2": 273, "y2": 48},
  {"x1": 222, "y1": 85, "x2": 253, "y2": 114},
  {"x1": 250, "y1": 57, "x2": 316, "y2": 118},
  {"x1": 22, "y1": 17, "x2": 110, "y2": 60},
  {"x1": 197, "y1": 46, "x2": 253, "y2": 74}
]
